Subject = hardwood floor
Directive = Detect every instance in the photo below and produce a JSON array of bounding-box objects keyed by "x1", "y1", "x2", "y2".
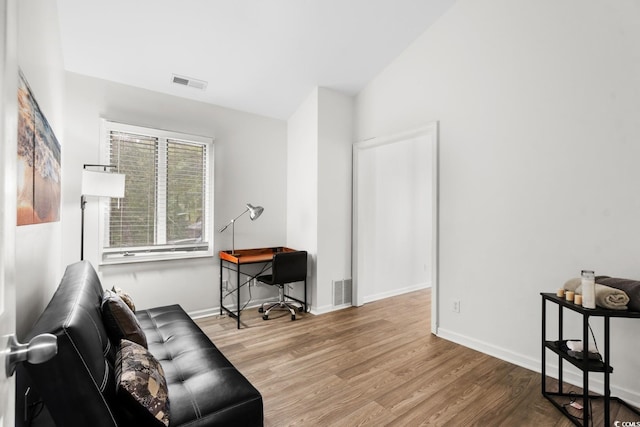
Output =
[{"x1": 195, "y1": 289, "x2": 636, "y2": 426}]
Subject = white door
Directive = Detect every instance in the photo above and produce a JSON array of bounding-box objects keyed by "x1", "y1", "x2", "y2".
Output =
[
  {"x1": 0, "y1": 0, "x2": 18, "y2": 424},
  {"x1": 352, "y1": 123, "x2": 439, "y2": 333}
]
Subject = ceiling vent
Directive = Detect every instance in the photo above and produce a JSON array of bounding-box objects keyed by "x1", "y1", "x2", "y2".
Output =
[{"x1": 171, "y1": 74, "x2": 208, "y2": 91}]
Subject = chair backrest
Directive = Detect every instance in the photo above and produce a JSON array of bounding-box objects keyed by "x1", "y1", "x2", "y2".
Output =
[{"x1": 271, "y1": 251, "x2": 307, "y2": 285}]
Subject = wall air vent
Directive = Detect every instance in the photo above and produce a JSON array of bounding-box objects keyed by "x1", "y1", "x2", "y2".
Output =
[
  {"x1": 333, "y1": 279, "x2": 353, "y2": 307},
  {"x1": 171, "y1": 74, "x2": 208, "y2": 91}
]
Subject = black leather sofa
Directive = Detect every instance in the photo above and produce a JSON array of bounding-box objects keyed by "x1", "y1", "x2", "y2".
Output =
[{"x1": 22, "y1": 261, "x2": 263, "y2": 426}]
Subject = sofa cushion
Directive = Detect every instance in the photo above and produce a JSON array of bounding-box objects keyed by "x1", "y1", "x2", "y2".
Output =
[
  {"x1": 116, "y1": 339, "x2": 170, "y2": 427},
  {"x1": 137, "y1": 305, "x2": 264, "y2": 426},
  {"x1": 102, "y1": 290, "x2": 148, "y2": 348}
]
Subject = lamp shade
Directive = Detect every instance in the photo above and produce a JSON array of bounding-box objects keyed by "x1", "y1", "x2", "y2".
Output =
[
  {"x1": 247, "y1": 203, "x2": 264, "y2": 221},
  {"x1": 81, "y1": 170, "x2": 126, "y2": 198}
]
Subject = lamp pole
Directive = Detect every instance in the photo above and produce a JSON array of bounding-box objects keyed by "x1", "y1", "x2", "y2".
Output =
[{"x1": 80, "y1": 194, "x2": 86, "y2": 260}]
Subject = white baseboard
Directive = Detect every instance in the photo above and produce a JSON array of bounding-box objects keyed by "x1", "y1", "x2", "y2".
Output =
[
  {"x1": 188, "y1": 307, "x2": 220, "y2": 320},
  {"x1": 190, "y1": 301, "x2": 346, "y2": 319},
  {"x1": 187, "y1": 297, "x2": 279, "y2": 320},
  {"x1": 437, "y1": 328, "x2": 540, "y2": 372},
  {"x1": 437, "y1": 328, "x2": 640, "y2": 409},
  {"x1": 363, "y1": 282, "x2": 431, "y2": 305},
  {"x1": 190, "y1": 283, "x2": 432, "y2": 319},
  {"x1": 313, "y1": 283, "x2": 431, "y2": 314},
  {"x1": 310, "y1": 304, "x2": 339, "y2": 315}
]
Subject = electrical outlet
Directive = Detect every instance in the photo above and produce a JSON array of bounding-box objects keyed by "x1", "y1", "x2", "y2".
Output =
[
  {"x1": 222, "y1": 280, "x2": 229, "y2": 291},
  {"x1": 452, "y1": 300, "x2": 461, "y2": 313}
]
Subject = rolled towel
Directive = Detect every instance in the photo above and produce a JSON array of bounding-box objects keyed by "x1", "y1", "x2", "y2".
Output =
[
  {"x1": 581, "y1": 283, "x2": 629, "y2": 310},
  {"x1": 595, "y1": 277, "x2": 640, "y2": 312},
  {"x1": 563, "y1": 278, "x2": 630, "y2": 310}
]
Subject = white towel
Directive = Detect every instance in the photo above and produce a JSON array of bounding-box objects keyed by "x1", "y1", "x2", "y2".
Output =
[
  {"x1": 566, "y1": 340, "x2": 597, "y2": 353},
  {"x1": 563, "y1": 278, "x2": 582, "y2": 292}
]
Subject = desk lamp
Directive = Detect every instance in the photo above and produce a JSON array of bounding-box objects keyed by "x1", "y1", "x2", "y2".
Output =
[
  {"x1": 80, "y1": 164, "x2": 126, "y2": 260},
  {"x1": 219, "y1": 203, "x2": 264, "y2": 255}
]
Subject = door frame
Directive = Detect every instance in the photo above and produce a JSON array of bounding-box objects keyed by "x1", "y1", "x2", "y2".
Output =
[
  {"x1": 0, "y1": 0, "x2": 19, "y2": 424},
  {"x1": 352, "y1": 122, "x2": 439, "y2": 333}
]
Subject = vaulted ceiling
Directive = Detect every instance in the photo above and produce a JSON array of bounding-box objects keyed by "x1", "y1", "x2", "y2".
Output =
[{"x1": 57, "y1": 0, "x2": 456, "y2": 119}]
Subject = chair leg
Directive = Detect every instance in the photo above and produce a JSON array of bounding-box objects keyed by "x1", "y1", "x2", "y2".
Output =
[
  {"x1": 259, "y1": 301, "x2": 279, "y2": 313},
  {"x1": 261, "y1": 285, "x2": 302, "y2": 320},
  {"x1": 265, "y1": 304, "x2": 296, "y2": 316}
]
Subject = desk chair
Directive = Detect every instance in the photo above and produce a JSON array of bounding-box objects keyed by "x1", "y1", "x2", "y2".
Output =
[{"x1": 257, "y1": 251, "x2": 307, "y2": 321}]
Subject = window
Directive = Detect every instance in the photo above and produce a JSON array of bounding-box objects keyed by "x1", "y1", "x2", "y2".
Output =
[{"x1": 100, "y1": 120, "x2": 214, "y2": 263}]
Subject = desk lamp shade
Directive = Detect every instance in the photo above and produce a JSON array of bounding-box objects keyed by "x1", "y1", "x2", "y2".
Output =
[
  {"x1": 81, "y1": 170, "x2": 126, "y2": 198},
  {"x1": 247, "y1": 203, "x2": 264, "y2": 221}
]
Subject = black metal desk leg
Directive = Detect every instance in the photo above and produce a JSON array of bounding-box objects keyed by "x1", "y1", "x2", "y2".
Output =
[
  {"x1": 236, "y1": 265, "x2": 241, "y2": 329},
  {"x1": 220, "y1": 262, "x2": 223, "y2": 315}
]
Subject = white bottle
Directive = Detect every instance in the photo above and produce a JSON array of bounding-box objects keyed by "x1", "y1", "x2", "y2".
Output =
[{"x1": 581, "y1": 270, "x2": 596, "y2": 309}]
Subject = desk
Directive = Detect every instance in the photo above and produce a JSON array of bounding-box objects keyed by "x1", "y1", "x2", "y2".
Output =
[{"x1": 219, "y1": 247, "x2": 305, "y2": 328}]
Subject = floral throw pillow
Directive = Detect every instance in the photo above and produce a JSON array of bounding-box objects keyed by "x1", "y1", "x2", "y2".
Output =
[{"x1": 115, "y1": 339, "x2": 170, "y2": 427}]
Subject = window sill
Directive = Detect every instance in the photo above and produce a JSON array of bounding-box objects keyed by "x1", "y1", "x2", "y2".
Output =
[{"x1": 99, "y1": 249, "x2": 213, "y2": 265}]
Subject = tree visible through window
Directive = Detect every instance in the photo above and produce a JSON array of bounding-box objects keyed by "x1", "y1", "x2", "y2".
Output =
[
  {"x1": 101, "y1": 121, "x2": 213, "y2": 262},
  {"x1": 166, "y1": 140, "x2": 206, "y2": 244}
]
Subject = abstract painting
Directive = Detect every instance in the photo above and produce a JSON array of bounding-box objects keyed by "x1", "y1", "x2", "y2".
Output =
[{"x1": 17, "y1": 70, "x2": 61, "y2": 225}]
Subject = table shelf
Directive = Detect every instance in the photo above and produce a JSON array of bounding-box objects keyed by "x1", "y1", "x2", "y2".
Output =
[{"x1": 544, "y1": 340, "x2": 611, "y2": 373}]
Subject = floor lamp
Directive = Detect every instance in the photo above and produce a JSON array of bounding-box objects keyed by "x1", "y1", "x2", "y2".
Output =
[
  {"x1": 81, "y1": 164, "x2": 126, "y2": 260},
  {"x1": 219, "y1": 203, "x2": 264, "y2": 255}
]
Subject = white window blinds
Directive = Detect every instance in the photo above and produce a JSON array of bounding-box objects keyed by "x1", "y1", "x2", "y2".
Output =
[
  {"x1": 101, "y1": 121, "x2": 213, "y2": 263},
  {"x1": 108, "y1": 131, "x2": 158, "y2": 248}
]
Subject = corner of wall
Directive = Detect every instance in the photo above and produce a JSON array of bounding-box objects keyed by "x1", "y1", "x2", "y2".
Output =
[{"x1": 15, "y1": 0, "x2": 65, "y2": 338}]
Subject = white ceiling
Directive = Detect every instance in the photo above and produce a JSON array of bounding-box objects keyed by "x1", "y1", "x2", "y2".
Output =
[{"x1": 56, "y1": 0, "x2": 456, "y2": 120}]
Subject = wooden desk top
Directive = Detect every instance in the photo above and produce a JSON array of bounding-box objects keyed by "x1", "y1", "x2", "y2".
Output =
[{"x1": 219, "y1": 247, "x2": 297, "y2": 264}]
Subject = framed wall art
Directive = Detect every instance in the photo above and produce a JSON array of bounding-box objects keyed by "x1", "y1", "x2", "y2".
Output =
[{"x1": 17, "y1": 69, "x2": 61, "y2": 225}]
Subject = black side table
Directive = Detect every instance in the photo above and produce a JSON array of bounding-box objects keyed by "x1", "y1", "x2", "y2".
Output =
[{"x1": 541, "y1": 293, "x2": 640, "y2": 426}]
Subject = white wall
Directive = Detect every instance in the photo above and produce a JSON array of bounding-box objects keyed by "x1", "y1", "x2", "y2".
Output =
[
  {"x1": 317, "y1": 88, "x2": 353, "y2": 309},
  {"x1": 356, "y1": 0, "x2": 640, "y2": 405},
  {"x1": 63, "y1": 72, "x2": 287, "y2": 315},
  {"x1": 15, "y1": 0, "x2": 65, "y2": 338},
  {"x1": 287, "y1": 88, "x2": 319, "y2": 305},
  {"x1": 287, "y1": 87, "x2": 353, "y2": 312}
]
